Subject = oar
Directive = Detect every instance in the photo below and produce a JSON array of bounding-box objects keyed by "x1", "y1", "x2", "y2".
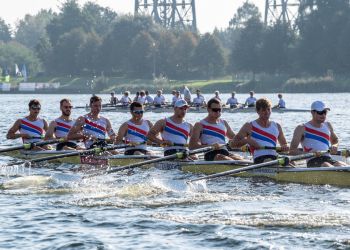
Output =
[
  {"x1": 187, "y1": 152, "x2": 318, "y2": 183},
  {"x1": 106, "y1": 146, "x2": 215, "y2": 174},
  {"x1": 0, "y1": 139, "x2": 64, "y2": 153},
  {"x1": 5, "y1": 144, "x2": 132, "y2": 167}
]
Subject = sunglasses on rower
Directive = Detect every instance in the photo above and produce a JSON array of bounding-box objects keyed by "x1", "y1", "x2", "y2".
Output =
[
  {"x1": 133, "y1": 110, "x2": 144, "y2": 114},
  {"x1": 30, "y1": 105, "x2": 41, "y2": 110},
  {"x1": 313, "y1": 110, "x2": 328, "y2": 115},
  {"x1": 211, "y1": 108, "x2": 222, "y2": 113}
]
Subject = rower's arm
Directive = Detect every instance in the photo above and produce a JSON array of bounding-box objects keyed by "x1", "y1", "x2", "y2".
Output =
[
  {"x1": 6, "y1": 119, "x2": 23, "y2": 139},
  {"x1": 147, "y1": 119, "x2": 165, "y2": 145},
  {"x1": 224, "y1": 120, "x2": 235, "y2": 140},
  {"x1": 43, "y1": 119, "x2": 49, "y2": 133},
  {"x1": 106, "y1": 119, "x2": 116, "y2": 142},
  {"x1": 276, "y1": 123, "x2": 289, "y2": 151},
  {"x1": 230, "y1": 122, "x2": 259, "y2": 148},
  {"x1": 289, "y1": 125, "x2": 304, "y2": 155},
  {"x1": 189, "y1": 122, "x2": 203, "y2": 149},
  {"x1": 115, "y1": 122, "x2": 128, "y2": 144},
  {"x1": 327, "y1": 122, "x2": 339, "y2": 147},
  {"x1": 44, "y1": 121, "x2": 57, "y2": 140},
  {"x1": 67, "y1": 116, "x2": 85, "y2": 141}
]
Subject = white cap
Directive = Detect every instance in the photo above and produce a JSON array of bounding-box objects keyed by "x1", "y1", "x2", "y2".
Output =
[
  {"x1": 311, "y1": 101, "x2": 330, "y2": 112},
  {"x1": 174, "y1": 99, "x2": 189, "y2": 108}
]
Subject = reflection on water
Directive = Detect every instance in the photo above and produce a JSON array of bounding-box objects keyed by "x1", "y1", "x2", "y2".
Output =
[{"x1": 0, "y1": 94, "x2": 350, "y2": 249}]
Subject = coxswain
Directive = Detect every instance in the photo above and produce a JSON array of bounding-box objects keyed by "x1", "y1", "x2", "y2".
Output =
[
  {"x1": 45, "y1": 98, "x2": 83, "y2": 150},
  {"x1": 67, "y1": 96, "x2": 116, "y2": 149},
  {"x1": 120, "y1": 91, "x2": 132, "y2": 107},
  {"x1": 231, "y1": 98, "x2": 289, "y2": 163},
  {"x1": 153, "y1": 90, "x2": 166, "y2": 108},
  {"x1": 244, "y1": 91, "x2": 257, "y2": 107},
  {"x1": 7, "y1": 99, "x2": 50, "y2": 150},
  {"x1": 226, "y1": 92, "x2": 239, "y2": 108},
  {"x1": 192, "y1": 89, "x2": 206, "y2": 108},
  {"x1": 289, "y1": 101, "x2": 346, "y2": 167},
  {"x1": 190, "y1": 98, "x2": 244, "y2": 161},
  {"x1": 148, "y1": 99, "x2": 193, "y2": 157},
  {"x1": 116, "y1": 102, "x2": 153, "y2": 155}
]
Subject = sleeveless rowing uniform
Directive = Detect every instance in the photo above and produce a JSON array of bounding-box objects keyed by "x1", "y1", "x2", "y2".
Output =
[
  {"x1": 162, "y1": 117, "x2": 190, "y2": 156},
  {"x1": 120, "y1": 96, "x2": 130, "y2": 106},
  {"x1": 124, "y1": 120, "x2": 150, "y2": 155},
  {"x1": 246, "y1": 97, "x2": 256, "y2": 107},
  {"x1": 154, "y1": 95, "x2": 165, "y2": 107},
  {"x1": 226, "y1": 97, "x2": 238, "y2": 108},
  {"x1": 83, "y1": 115, "x2": 113, "y2": 149},
  {"x1": 200, "y1": 119, "x2": 230, "y2": 161},
  {"x1": 137, "y1": 96, "x2": 146, "y2": 104},
  {"x1": 278, "y1": 99, "x2": 286, "y2": 108},
  {"x1": 302, "y1": 122, "x2": 335, "y2": 167},
  {"x1": 19, "y1": 118, "x2": 45, "y2": 143},
  {"x1": 250, "y1": 120, "x2": 279, "y2": 163},
  {"x1": 54, "y1": 118, "x2": 78, "y2": 150}
]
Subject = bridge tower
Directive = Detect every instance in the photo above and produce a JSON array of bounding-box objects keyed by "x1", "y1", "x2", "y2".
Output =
[
  {"x1": 134, "y1": 0, "x2": 197, "y2": 31},
  {"x1": 264, "y1": 0, "x2": 301, "y2": 29}
]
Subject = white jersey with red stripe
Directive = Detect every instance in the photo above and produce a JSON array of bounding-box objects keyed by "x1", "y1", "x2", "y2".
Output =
[
  {"x1": 83, "y1": 115, "x2": 110, "y2": 148},
  {"x1": 200, "y1": 119, "x2": 227, "y2": 145},
  {"x1": 162, "y1": 117, "x2": 190, "y2": 151},
  {"x1": 125, "y1": 120, "x2": 150, "y2": 150},
  {"x1": 302, "y1": 122, "x2": 330, "y2": 154},
  {"x1": 250, "y1": 120, "x2": 279, "y2": 159},
  {"x1": 54, "y1": 118, "x2": 75, "y2": 138},
  {"x1": 19, "y1": 117, "x2": 45, "y2": 143}
]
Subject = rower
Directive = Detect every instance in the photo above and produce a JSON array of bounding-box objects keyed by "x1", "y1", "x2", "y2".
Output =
[
  {"x1": 273, "y1": 93, "x2": 286, "y2": 109},
  {"x1": 213, "y1": 90, "x2": 221, "y2": 101},
  {"x1": 148, "y1": 99, "x2": 193, "y2": 156},
  {"x1": 133, "y1": 92, "x2": 140, "y2": 102},
  {"x1": 45, "y1": 98, "x2": 82, "y2": 150},
  {"x1": 153, "y1": 90, "x2": 166, "y2": 108},
  {"x1": 110, "y1": 92, "x2": 118, "y2": 105},
  {"x1": 67, "y1": 96, "x2": 116, "y2": 149},
  {"x1": 183, "y1": 85, "x2": 192, "y2": 104},
  {"x1": 172, "y1": 90, "x2": 182, "y2": 106},
  {"x1": 116, "y1": 102, "x2": 153, "y2": 155},
  {"x1": 145, "y1": 90, "x2": 154, "y2": 105},
  {"x1": 231, "y1": 98, "x2": 289, "y2": 164},
  {"x1": 226, "y1": 92, "x2": 239, "y2": 108},
  {"x1": 7, "y1": 99, "x2": 49, "y2": 150},
  {"x1": 244, "y1": 91, "x2": 257, "y2": 107},
  {"x1": 192, "y1": 89, "x2": 206, "y2": 108},
  {"x1": 120, "y1": 91, "x2": 132, "y2": 107},
  {"x1": 189, "y1": 98, "x2": 243, "y2": 161},
  {"x1": 290, "y1": 101, "x2": 346, "y2": 167},
  {"x1": 138, "y1": 91, "x2": 146, "y2": 105}
]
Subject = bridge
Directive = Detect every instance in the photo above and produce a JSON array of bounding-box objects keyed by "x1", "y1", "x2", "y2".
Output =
[{"x1": 134, "y1": 0, "x2": 316, "y2": 31}]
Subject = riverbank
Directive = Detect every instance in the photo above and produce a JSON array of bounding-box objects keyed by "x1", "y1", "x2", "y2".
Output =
[{"x1": 2, "y1": 74, "x2": 350, "y2": 94}]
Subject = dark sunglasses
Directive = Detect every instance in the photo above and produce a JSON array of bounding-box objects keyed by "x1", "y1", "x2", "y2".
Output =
[
  {"x1": 63, "y1": 106, "x2": 73, "y2": 109},
  {"x1": 133, "y1": 110, "x2": 144, "y2": 114},
  {"x1": 313, "y1": 110, "x2": 328, "y2": 115},
  {"x1": 30, "y1": 105, "x2": 41, "y2": 110},
  {"x1": 177, "y1": 106, "x2": 189, "y2": 110},
  {"x1": 211, "y1": 108, "x2": 222, "y2": 112}
]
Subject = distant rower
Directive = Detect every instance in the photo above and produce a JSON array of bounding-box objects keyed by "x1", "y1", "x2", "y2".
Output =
[
  {"x1": 116, "y1": 102, "x2": 153, "y2": 155},
  {"x1": 192, "y1": 89, "x2": 206, "y2": 107},
  {"x1": 226, "y1": 92, "x2": 239, "y2": 108},
  {"x1": 7, "y1": 99, "x2": 49, "y2": 150},
  {"x1": 274, "y1": 93, "x2": 286, "y2": 108},
  {"x1": 153, "y1": 90, "x2": 166, "y2": 108},
  {"x1": 120, "y1": 91, "x2": 132, "y2": 107},
  {"x1": 245, "y1": 91, "x2": 257, "y2": 107},
  {"x1": 110, "y1": 92, "x2": 118, "y2": 105}
]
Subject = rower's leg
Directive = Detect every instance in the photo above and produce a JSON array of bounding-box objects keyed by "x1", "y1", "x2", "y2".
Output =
[
  {"x1": 214, "y1": 154, "x2": 233, "y2": 161},
  {"x1": 333, "y1": 161, "x2": 347, "y2": 167}
]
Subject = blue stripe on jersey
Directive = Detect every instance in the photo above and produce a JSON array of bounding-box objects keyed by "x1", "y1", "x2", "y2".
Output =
[
  {"x1": 305, "y1": 133, "x2": 329, "y2": 147},
  {"x1": 127, "y1": 129, "x2": 147, "y2": 141},
  {"x1": 202, "y1": 130, "x2": 225, "y2": 141},
  {"x1": 56, "y1": 126, "x2": 69, "y2": 133},
  {"x1": 251, "y1": 132, "x2": 276, "y2": 146},
  {"x1": 164, "y1": 126, "x2": 187, "y2": 140},
  {"x1": 20, "y1": 124, "x2": 42, "y2": 135},
  {"x1": 84, "y1": 124, "x2": 105, "y2": 136}
]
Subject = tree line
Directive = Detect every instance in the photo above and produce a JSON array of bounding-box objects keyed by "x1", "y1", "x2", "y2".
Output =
[{"x1": 0, "y1": 0, "x2": 350, "y2": 80}]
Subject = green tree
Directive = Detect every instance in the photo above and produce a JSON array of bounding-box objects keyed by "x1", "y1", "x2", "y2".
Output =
[
  {"x1": 15, "y1": 10, "x2": 54, "y2": 49},
  {"x1": 154, "y1": 30, "x2": 177, "y2": 78},
  {"x1": 0, "y1": 18, "x2": 11, "y2": 42},
  {"x1": 192, "y1": 33, "x2": 226, "y2": 78},
  {"x1": 78, "y1": 32, "x2": 102, "y2": 74},
  {"x1": 229, "y1": 1, "x2": 261, "y2": 30}
]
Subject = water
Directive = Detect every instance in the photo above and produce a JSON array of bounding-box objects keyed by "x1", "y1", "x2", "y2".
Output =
[{"x1": 0, "y1": 93, "x2": 349, "y2": 249}]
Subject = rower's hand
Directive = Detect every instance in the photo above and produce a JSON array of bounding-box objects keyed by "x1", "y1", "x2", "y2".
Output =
[
  {"x1": 21, "y1": 134, "x2": 31, "y2": 139},
  {"x1": 280, "y1": 144, "x2": 289, "y2": 153},
  {"x1": 211, "y1": 143, "x2": 223, "y2": 150},
  {"x1": 330, "y1": 145, "x2": 338, "y2": 155},
  {"x1": 246, "y1": 138, "x2": 261, "y2": 149},
  {"x1": 160, "y1": 140, "x2": 173, "y2": 147}
]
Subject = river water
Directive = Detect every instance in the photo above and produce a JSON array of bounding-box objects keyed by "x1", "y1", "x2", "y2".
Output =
[{"x1": 0, "y1": 93, "x2": 349, "y2": 249}]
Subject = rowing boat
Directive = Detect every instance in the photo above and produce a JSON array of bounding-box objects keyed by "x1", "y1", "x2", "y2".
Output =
[
  {"x1": 3, "y1": 150, "x2": 349, "y2": 187},
  {"x1": 152, "y1": 161, "x2": 350, "y2": 187},
  {"x1": 97, "y1": 106, "x2": 309, "y2": 113}
]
